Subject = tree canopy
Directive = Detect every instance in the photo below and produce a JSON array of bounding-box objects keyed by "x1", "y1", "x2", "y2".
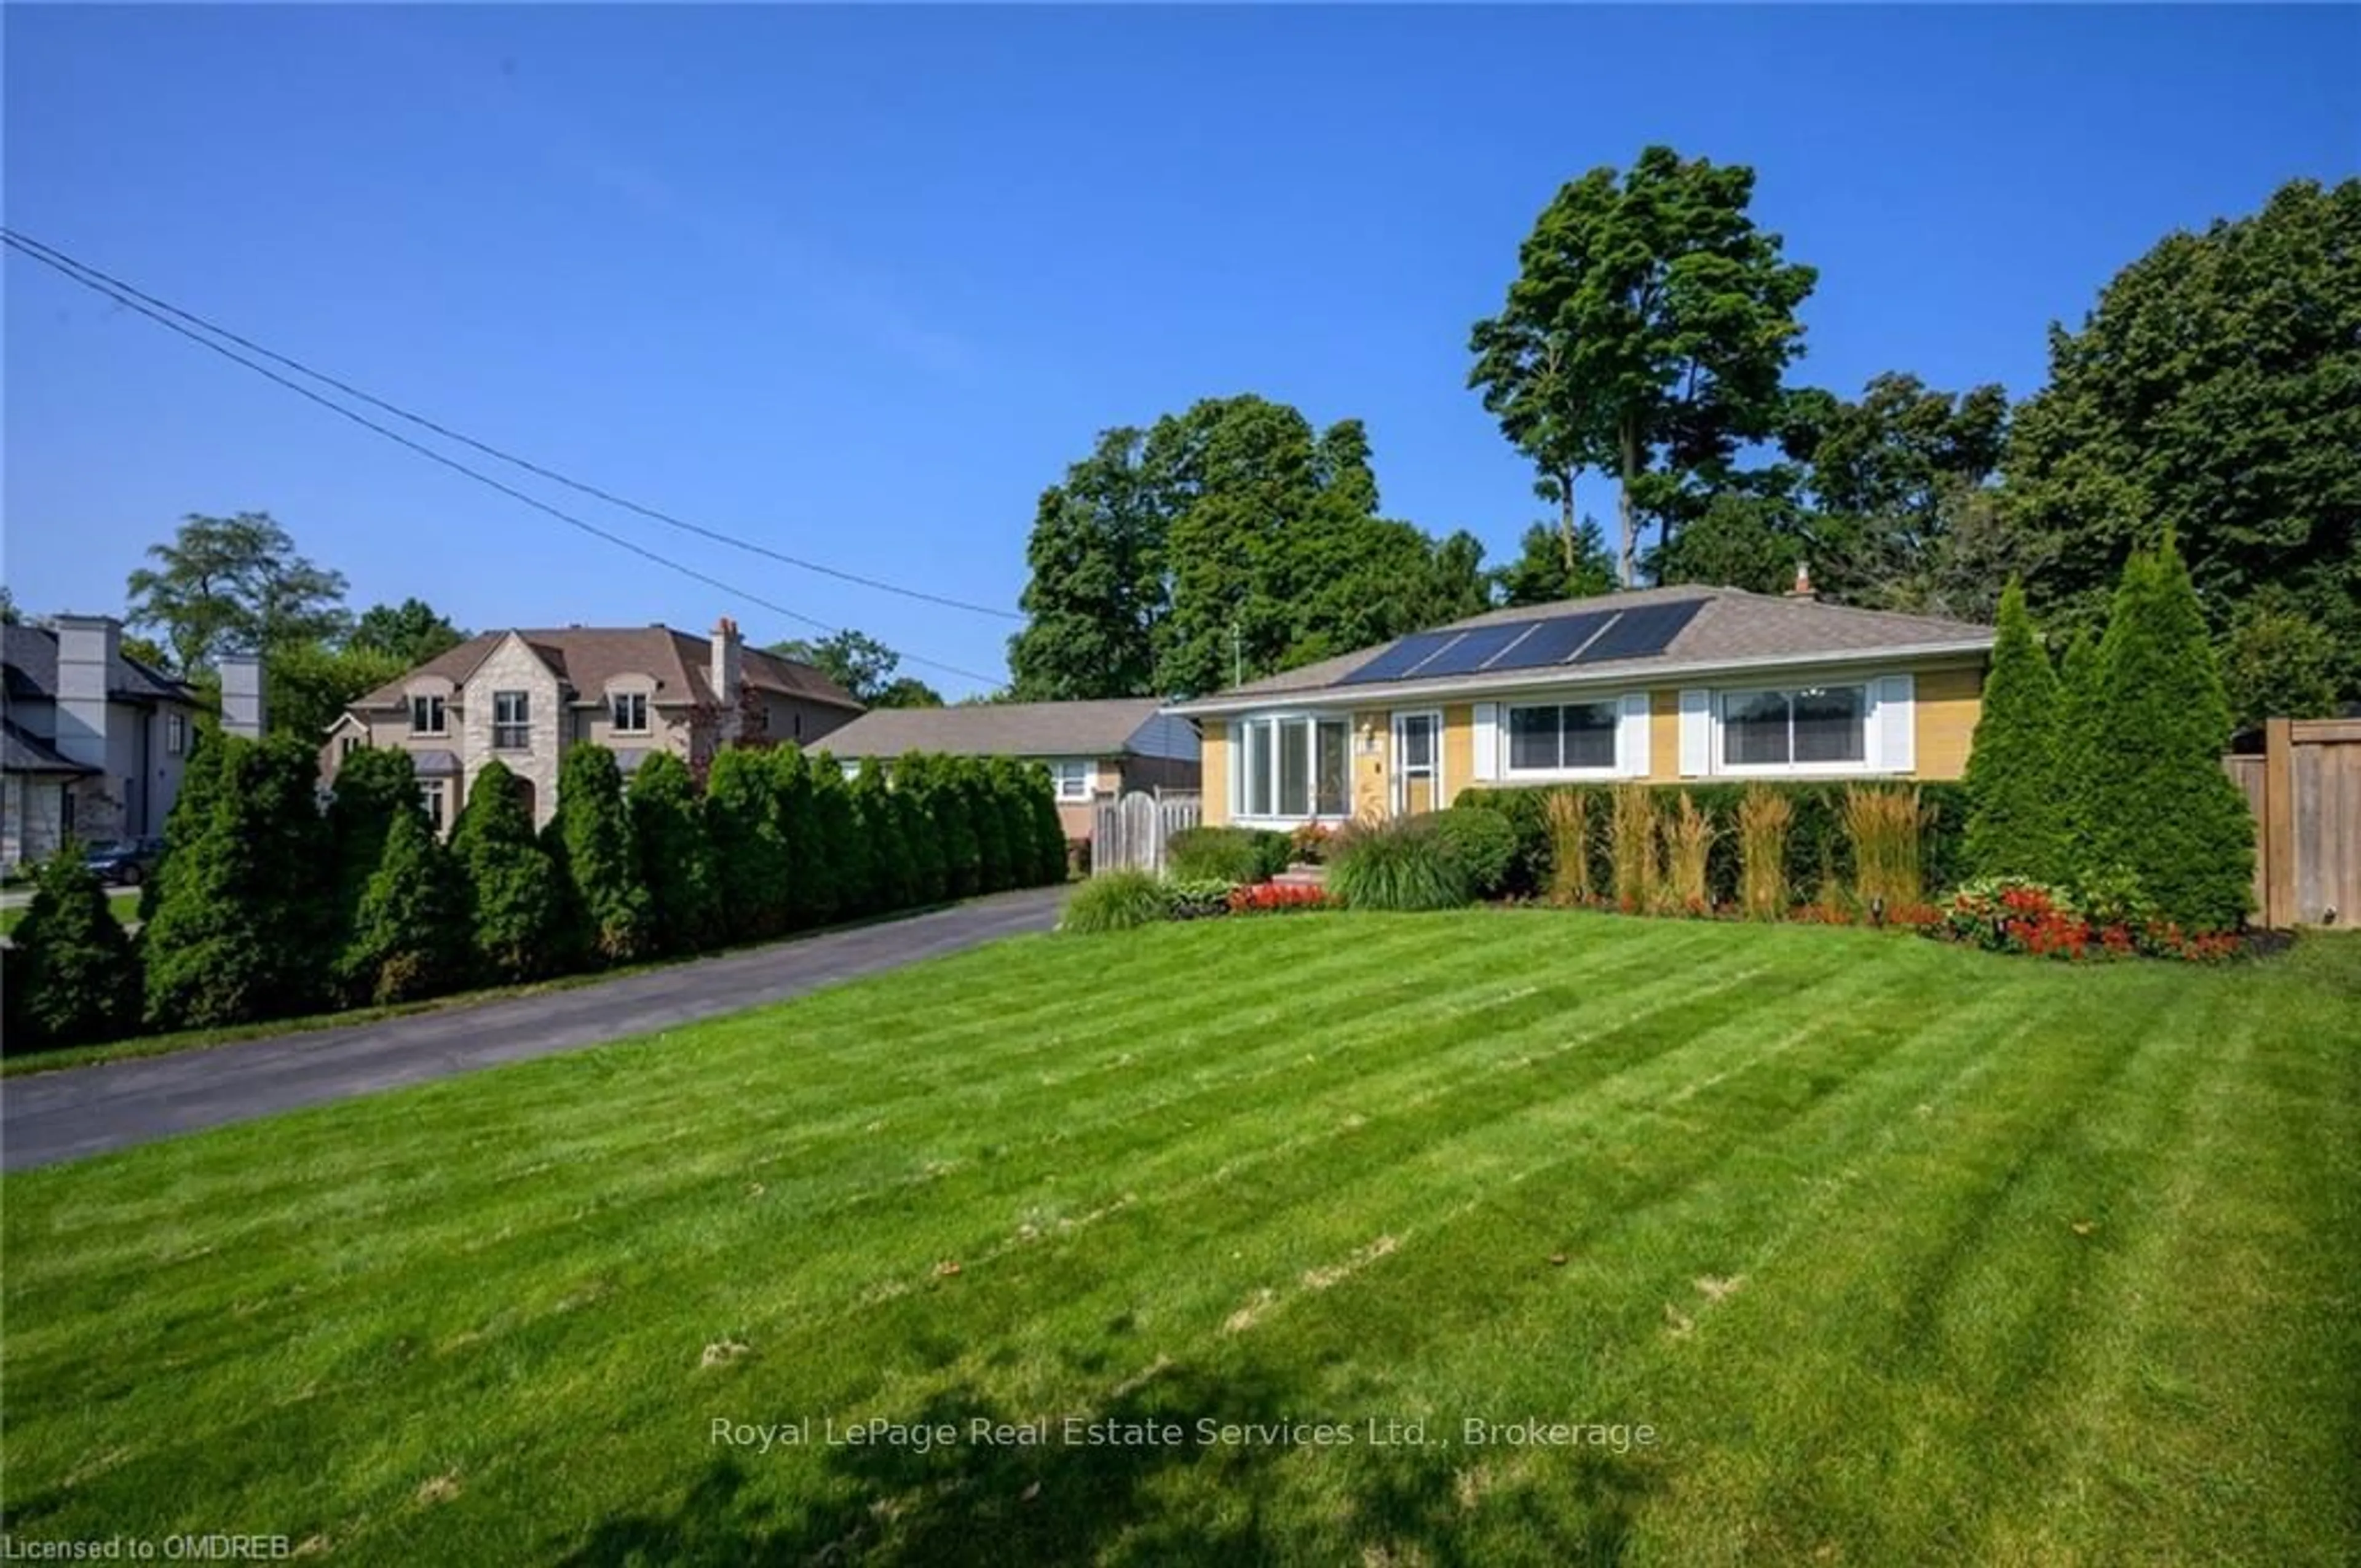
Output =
[
  {"x1": 125, "y1": 511, "x2": 350, "y2": 674},
  {"x1": 769, "y1": 629, "x2": 943, "y2": 708}
]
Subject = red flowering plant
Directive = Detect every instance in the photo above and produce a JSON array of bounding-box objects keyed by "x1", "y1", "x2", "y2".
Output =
[
  {"x1": 1929, "y1": 876, "x2": 2239, "y2": 962},
  {"x1": 1227, "y1": 882, "x2": 1330, "y2": 916}
]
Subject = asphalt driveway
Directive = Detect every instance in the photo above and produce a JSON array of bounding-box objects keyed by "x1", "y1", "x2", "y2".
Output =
[{"x1": 1, "y1": 884, "x2": 1065, "y2": 1172}]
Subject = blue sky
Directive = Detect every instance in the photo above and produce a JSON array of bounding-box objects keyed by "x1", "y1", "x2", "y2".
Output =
[{"x1": 7, "y1": 6, "x2": 2354, "y2": 695}]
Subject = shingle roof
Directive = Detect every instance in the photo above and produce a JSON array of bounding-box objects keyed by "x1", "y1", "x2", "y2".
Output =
[
  {"x1": 1, "y1": 718, "x2": 98, "y2": 775},
  {"x1": 350, "y1": 627, "x2": 860, "y2": 712},
  {"x1": 1192, "y1": 585, "x2": 1992, "y2": 707},
  {"x1": 817, "y1": 699, "x2": 1177, "y2": 760},
  {"x1": 1, "y1": 624, "x2": 200, "y2": 704}
]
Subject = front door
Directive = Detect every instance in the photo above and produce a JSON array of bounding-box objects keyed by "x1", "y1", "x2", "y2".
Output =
[{"x1": 1391, "y1": 710, "x2": 1443, "y2": 817}]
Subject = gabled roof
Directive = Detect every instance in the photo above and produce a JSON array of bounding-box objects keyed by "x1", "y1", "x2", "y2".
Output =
[
  {"x1": 349, "y1": 627, "x2": 860, "y2": 713},
  {"x1": 817, "y1": 699, "x2": 1190, "y2": 761},
  {"x1": 1, "y1": 624, "x2": 200, "y2": 705},
  {"x1": 1174, "y1": 585, "x2": 1994, "y2": 713},
  {"x1": 1, "y1": 718, "x2": 98, "y2": 775}
]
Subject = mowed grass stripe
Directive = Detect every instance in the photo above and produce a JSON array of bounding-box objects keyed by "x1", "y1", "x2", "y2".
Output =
[{"x1": 2, "y1": 920, "x2": 2354, "y2": 1567}]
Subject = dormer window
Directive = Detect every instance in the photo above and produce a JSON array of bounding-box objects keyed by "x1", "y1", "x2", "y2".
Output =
[{"x1": 611, "y1": 692, "x2": 650, "y2": 734}]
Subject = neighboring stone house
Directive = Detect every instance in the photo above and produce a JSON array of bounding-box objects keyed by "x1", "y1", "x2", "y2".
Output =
[
  {"x1": 815, "y1": 699, "x2": 1201, "y2": 847},
  {"x1": 321, "y1": 618, "x2": 861, "y2": 831},
  {"x1": 1168, "y1": 580, "x2": 1996, "y2": 829},
  {"x1": 1, "y1": 616, "x2": 205, "y2": 870}
]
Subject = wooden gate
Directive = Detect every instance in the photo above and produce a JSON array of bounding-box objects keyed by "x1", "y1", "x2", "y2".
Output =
[
  {"x1": 1091, "y1": 790, "x2": 1203, "y2": 874},
  {"x1": 2223, "y1": 717, "x2": 2360, "y2": 928}
]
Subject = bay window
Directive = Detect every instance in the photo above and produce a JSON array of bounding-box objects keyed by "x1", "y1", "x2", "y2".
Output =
[
  {"x1": 1720, "y1": 684, "x2": 1867, "y2": 768},
  {"x1": 1232, "y1": 714, "x2": 1350, "y2": 821}
]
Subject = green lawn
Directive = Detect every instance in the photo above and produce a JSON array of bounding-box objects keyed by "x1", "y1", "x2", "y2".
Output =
[
  {"x1": 0, "y1": 887, "x2": 139, "y2": 936},
  {"x1": 3, "y1": 915, "x2": 2356, "y2": 1566}
]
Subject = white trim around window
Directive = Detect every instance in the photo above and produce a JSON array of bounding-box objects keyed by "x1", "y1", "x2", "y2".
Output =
[
  {"x1": 1046, "y1": 759, "x2": 1093, "y2": 802},
  {"x1": 1227, "y1": 711, "x2": 1352, "y2": 826},
  {"x1": 1708, "y1": 678, "x2": 1894, "y2": 777},
  {"x1": 1486, "y1": 689, "x2": 1650, "y2": 783}
]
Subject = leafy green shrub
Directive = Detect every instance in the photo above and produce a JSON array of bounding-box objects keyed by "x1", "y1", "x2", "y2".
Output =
[
  {"x1": 451, "y1": 760, "x2": 574, "y2": 983},
  {"x1": 6, "y1": 845, "x2": 141, "y2": 1048},
  {"x1": 1327, "y1": 817, "x2": 1473, "y2": 911},
  {"x1": 557, "y1": 745, "x2": 654, "y2": 962},
  {"x1": 1428, "y1": 807, "x2": 1519, "y2": 898},
  {"x1": 344, "y1": 809, "x2": 469, "y2": 1004},
  {"x1": 2078, "y1": 534, "x2": 2256, "y2": 932},
  {"x1": 142, "y1": 734, "x2": 334, "y2": 1030},
  {"x1": 1060, "y1": 871, "x2": 1170, "y2": 933},
  {"x1": 629, "y1": 751, "x2": 722, "y2": 954},
  {"x1": 705, "y1": 748, "x2": 790, "y2": 940},
  {"x1": 1166, "y1": 826, "x2": 1270, "y2": 884},
  {"x1": 1165, "y1": 878, "x2": 1238, "y2": 920},
  {"x1": 1963, "y1": 580, "x2": 2065, "y2": 879},
  {"x1": 850, "y1": 758, "x2": 917, "y2": 912}
]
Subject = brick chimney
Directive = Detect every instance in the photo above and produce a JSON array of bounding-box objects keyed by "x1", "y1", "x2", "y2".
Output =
[
  {"x1": 1786, "y1": 560, "x2": 1817, "y2": 601},
  {"x1": 51, "y1": 614, "x2": 117, "y2": 772},
  {"x1": 219, "y1": 650, "x2": 266, "y2": 738},
  {"x1": 710, "y1": 614, "x2": 743, "y2": 721}
]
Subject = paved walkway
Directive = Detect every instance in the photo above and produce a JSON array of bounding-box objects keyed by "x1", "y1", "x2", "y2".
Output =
[{"x1": 1, "y1": 885, "x2": 1065, "y2": 1172}]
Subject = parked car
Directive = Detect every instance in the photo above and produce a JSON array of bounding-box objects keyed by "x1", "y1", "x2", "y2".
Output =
[{"x1": 82, "y1": 837, "x2": 165, "y2": 885}]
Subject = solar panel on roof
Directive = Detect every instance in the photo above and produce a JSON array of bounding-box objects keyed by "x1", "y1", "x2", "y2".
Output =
[
  {"x1": 1411, "y1": 621, "x2": 1541, "y2": 679},
  {"x1": 1484, "y1": 609, "x2": 1616, "y2": 672},
  {"x1": 1339, "y1": 630, "x2": 1460, "y2": 686},
  {"x1": 1569, "y1": 598, "x2": 1706, "y2": 665}
]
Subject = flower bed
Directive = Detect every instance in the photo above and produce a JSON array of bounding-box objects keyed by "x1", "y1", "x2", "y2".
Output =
[{"x1": 1928, "y1": 878, "x2": 2241, "y2": 962}]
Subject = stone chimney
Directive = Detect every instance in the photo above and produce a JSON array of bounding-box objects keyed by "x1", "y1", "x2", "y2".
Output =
[
  {"x1": 52, "y1": 614, "x2": 117, "y2": 772},
  {"x1": 710, "y1": 616, "x2": 743, "y2": 728},
  {"x1": 1786, "y1": 560, "x2": 1817, "y2": 601},
  {"x1": 219, "y1": 650, "x2": 267, "y2": 739}
]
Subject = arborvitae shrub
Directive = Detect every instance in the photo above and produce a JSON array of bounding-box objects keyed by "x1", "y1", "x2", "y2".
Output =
[
  {"x1": 765, "y1": 745, "x2": 832, "y2": 928},
  {"x1": 450, "y1": 759, "x2": 574, "y2": 983},
  {"x1": 896, "y1": 783, "x2": 947, "y2": 905},
  {"x1": 705, "y1": 748, "x2": 790, "y2": 940},
  {"x1": 1020, "y1": 762, "x2": 1069, "y2": 884},
  {"x1": 1963, "y1": 580, "x2": 2065, "y2": 880},
  {"x1": 959, "y1": 759, "x2": 1013, "y2": 893},
  {"x1": 6, "y1": 844, "x2": 141, "y2": 1048},
  {"x1": 851, "y1": 758, "x2": 916, "y2": 913},
  {"x1": 325, "y1": 746, "x2": 425, "y2": 1004},
  {"x1": 628, "y1": 751, "x2": 722, "y2": 955},
  {"x1": 812, "y1": 760, "x2": 868, "y2": 918},
  {"x1": 556, "y1": 744, "x2": 654, "y2": 963},
  {"x1": 344, "y1": 807, "x2": 469, "y2": 1004}
]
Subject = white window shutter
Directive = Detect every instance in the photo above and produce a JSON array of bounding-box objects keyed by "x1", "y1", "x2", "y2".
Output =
[
  {"x1": 1876, "y1": 674, "x2": 1916, "y2": 772},
  {"x1": 1472, "y1": 702, "x2": 1500, "y2": 782},
  {"x1": 1678, "y1": 689, "x2": 1712, "y2": 777},
  {"x1": 1616, "y1": 692, "x2": 1651, "y2": 777}
]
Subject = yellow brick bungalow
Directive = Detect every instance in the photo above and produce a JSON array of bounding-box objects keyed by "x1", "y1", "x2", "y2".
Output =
[{"x1": 1169, "y1": 583, "x2": 1996, "y2": 829}]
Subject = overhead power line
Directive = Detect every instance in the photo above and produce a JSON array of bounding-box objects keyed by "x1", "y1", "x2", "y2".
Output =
[
  {"x1": 4, "y1": 231, "x2": 1005, "y2": 687},
  {"x1": 2, "y1": 228, "x2": 1018, "y2": 621}
]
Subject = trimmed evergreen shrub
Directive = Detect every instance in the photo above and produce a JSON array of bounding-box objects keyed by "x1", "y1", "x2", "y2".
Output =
[
  {"x1": 989, "y1": 759, "x2": 1046, "y2": 888},
  {"x1": 141, "y1": 734, "x2": 334, "y2": 1030},
  {"x1": 628, "y1": 751, "x2": 722, "y2": 955},
  {"x1": 813, "y1": 761, "x2": 870, "y2": 918},
  {"x1": 1166, "y1": 827, "x2": 1269, "y2": 884},
  {"x1": 1963, "y1": 580, "x2": 2065, "y2": 880},
  {"x1": 1059, "y1": 870, "x2": 1169, "y2": 933},
  {"x1": 896, "y1": 783, "x2": 948, "y2": 906},
  {"x1": 556, "y1": 745, "x2": 654, "y2": 963},
  {"x1": 1327, "y1": 817, "x2": 1473, "y2": 911},
  {"x1": 1428, "y1": 807, "x2": 1519, "y2": 898},
  {"x1": 1019, "y1": 762, "x2": 1070, "y2": 885},
  {"x1": 450, "y1": 760, "x2": 575, "y2": 983},
  {"x1": 2079, "y1": 533, "x2": 2256, "y2": 932},
  {"x1": 903, "y1": 753, "x2": 979, "y2": 898},
  {"x1": 324, "y1": 746, "x2": 425, "y2": 1004},
  {"x1": 6, "y1": 844, "x2": 141, "y2": 1048},
  {"x1": 705, "y1": 748, "x2": 791, "y2": 940},
  {"x1": 764, "y1": 745, "x2": 833, "y2": 929},
  {"x1": 2055, "y1": 628, "x2": 2104, "y2": 874},
  {"x1": 139, "y1": 720, "x2": 222, "y2": 926},
  {"x1": 960, "y1": 758, "x2": 1014, "y2": 894},
  {"x1": 344, "y1": 807, "x2": 469, "y2": 1004},
  {"x1": 850, "y1": 758, "x2": 917, "y2": 912}
]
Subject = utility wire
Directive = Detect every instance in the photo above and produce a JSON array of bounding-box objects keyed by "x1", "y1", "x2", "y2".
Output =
[
  {"x1": 1, "y1": 227, "x2": 1020, "y2": 622},
  {"x1": 4, "y1": 232, "x2": 1003, "y2": 687}
]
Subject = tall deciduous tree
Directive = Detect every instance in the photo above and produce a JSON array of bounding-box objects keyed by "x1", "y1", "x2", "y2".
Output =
[
  {"x1": 124, "y1": 511, "x2": 350, "y2": 673},
  {"x1": 349, "y1": 598, "x2": 467, "y2": 667},
  {"x1": 1008, "y1": 427, "x2": 1168, "y2": 701},
  {"x1": 2006, "y1": 177, "x2": 2361, "y2": 696},
  {"x1": 1962, "y1": 582, "x2": 2065, "y2": 879},
  {"x1": 266, "y1": 641, "x2": 408, "y2": 742},
  {"x1": 2220, "y1": 589, "x2": 2342, "y2": 729},
  {"x1": 768, "y1": 630, "x2": 941, "y2": 708},
  {"x1": 1469, "y1": 146, "x2": 1817, "y2": 585}
]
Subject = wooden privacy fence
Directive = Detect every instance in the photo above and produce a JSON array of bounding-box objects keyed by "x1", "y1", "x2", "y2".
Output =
[
  {"x1": 2222, "y1": 717, "x2": 2360, "y2": 928},
  {"x1": 1092, "y1": 789, "x2": 1202, "y2": 875}
]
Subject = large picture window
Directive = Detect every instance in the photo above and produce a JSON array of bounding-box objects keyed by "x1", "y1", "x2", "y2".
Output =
[
  {"x1": 1506, "y1": 700, "x2": 1618, "y2": 773},
  {"x1": 1720, "y1": 685, "x2": 1867, "y2": 768},
  {"x1": 1233, "y1": 715, "x2": 1350, "y2": 821}
]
